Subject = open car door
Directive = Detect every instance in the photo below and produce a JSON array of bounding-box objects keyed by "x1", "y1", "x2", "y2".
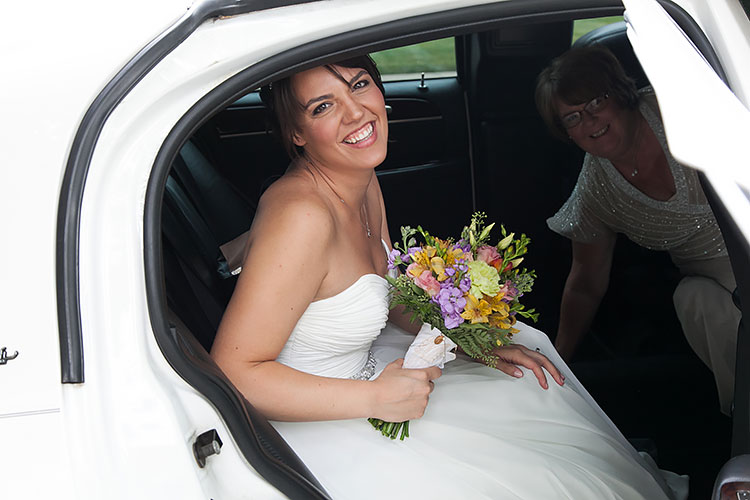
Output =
[{"x1": 623, "y1": 0, "x2": 750, "y2": 497}]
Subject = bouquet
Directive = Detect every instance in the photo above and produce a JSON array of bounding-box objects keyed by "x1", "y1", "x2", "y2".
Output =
[{"x1": 368, "y1": 212, "x2": 538, "y2": 439}]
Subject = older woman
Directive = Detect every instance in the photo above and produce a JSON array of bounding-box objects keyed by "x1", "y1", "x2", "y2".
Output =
[
  {"x1": 536, "y1": 45, "x2": 738, "y2": 415},
  {"x1": 211, "y1": 54, "x2": 676, "y2": 499}
]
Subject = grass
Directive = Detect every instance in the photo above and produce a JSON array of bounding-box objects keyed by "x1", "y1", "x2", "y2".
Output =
[
  {"x1": 573, "y1": 16, "x2": 624, "y2": 42},
  {"x1": 371, "y1": 16, "x2": 625, "y2": 76},
  {"x1": 371, "y1": 38, "x2": 456, "y2": 75}
]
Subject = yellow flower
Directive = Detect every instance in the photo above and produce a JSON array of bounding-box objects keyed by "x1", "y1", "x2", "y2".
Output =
[
  {"x1": 489, "y1": 313, "x2": 513, "y2": 329},
  {"x1": 430, "y1": 256, "x2": 449, "y2": 281},
  {"x1": 460, "y1": 294, "x2": 492, "y2": 324},
  {"x1": 442, "y1": 246, "x2": 464, "y2": 266},
  {"x1": 412, "y1": 247, "x2": 436, "y2": 268},
  {"x1": 406, "y1": 261, "x2": 429, "y2": 278},
  {"x1": 485, "y1": 293, "x2": 509, "y2": 314}
]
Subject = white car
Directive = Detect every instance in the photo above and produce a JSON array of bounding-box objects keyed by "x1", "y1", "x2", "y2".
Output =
[{"x1": 3, "y1": 0, "x2": 750, "y2": 498}]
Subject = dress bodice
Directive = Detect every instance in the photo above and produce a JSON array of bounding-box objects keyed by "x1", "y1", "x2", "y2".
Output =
[{"x1": 275, "y1": 274, "x2": 390, "y2": 379}]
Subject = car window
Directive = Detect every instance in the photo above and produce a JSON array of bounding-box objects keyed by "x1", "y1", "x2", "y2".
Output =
[
  {"x1": 371, "y1": 37, "x2": 456, "y2": 82},
  {"x1": 572, "y1": 15, "x2": 624, "y2": 43}
]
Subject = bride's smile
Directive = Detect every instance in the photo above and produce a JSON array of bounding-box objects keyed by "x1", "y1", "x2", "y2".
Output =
[
  {"x1": 290, "y1": 65, "x2": 389, "y2": 173},
  {"x1": 342, "y1": 121, "x2": 376, "y2": 146}
]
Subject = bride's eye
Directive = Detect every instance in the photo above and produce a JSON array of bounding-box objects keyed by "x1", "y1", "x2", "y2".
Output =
[
  {"x1": 312, "y1": 102, "x2": 332, "y2": 115},
  {"x1": 352, "y1": 78, "x2": 370, "y2": 91}
]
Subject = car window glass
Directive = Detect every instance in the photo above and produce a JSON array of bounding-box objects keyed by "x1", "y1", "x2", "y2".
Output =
[
  {"x1": 371, "y1": 37, "x2": 456, "y2": 82},
  {"x1": 572, "y1": 15, "x2": 624, "y2": 43}
]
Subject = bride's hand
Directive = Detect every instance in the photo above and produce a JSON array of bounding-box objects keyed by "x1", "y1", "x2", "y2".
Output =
[
  {"x1": 370, "y1": 359, "x2": 441, "y2": 421},
  {"x1": 491, "y1": 344, "x2": 565, "y2": 389}
]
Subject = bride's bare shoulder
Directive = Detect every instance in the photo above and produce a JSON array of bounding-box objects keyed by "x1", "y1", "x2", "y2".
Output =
[{"x1": 252, "y1": 169, "x2": 335, "y2": 242}]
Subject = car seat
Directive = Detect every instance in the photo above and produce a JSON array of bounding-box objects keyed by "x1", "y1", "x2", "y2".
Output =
[{"x1": 162, "y1": 140, "x2": 255, "y2": 350}]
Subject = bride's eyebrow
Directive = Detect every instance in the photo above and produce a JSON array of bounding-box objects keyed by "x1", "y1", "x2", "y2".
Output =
[
  {"x1": 347, "y1": 70, "x2": 368, "y2": 87},
  {"x1": 302, "y1": 70, "x2": 369, "y2": 110},
  {"x1": 303, "y1": 94, "x2": 334, "y2": 110}
]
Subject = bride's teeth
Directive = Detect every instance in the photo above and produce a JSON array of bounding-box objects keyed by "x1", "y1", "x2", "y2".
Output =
[{"x1": 344, "y1": 123, "x2": 374, "y2": 144}]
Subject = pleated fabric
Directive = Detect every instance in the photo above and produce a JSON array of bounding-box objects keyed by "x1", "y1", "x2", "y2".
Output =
[{"x1": 273, "y1": 275, "x2": 681, "y2": 500}]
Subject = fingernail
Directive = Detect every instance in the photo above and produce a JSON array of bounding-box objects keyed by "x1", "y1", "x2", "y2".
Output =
[{"x1": 514, "y1": 369, "x2": 522, "y2": 377}]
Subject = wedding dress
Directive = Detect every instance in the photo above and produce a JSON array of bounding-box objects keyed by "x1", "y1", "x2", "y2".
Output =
[{"x1": 273, "y1": 273, "x2": 686, "y2": 499}]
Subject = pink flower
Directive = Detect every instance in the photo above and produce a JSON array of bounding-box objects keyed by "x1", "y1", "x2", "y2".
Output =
[
  {"x1": 477, "y1": 245, "x2": 501, "y2": 266},
  {"x1": 498, "y1": 280, "x2": 518, "y2": 301},
  {"x1": 414, "y1": 270, "x2": 441, "y2": 297}
]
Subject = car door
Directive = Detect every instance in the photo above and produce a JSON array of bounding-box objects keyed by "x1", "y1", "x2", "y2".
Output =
[{"x1": 623, "y1": 0, "x2": 750, "y2": 493}]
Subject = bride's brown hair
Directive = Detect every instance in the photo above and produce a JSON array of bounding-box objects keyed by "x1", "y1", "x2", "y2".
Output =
[{"x1": 260, "y1": 55, "x2": 384, "y2": 159}]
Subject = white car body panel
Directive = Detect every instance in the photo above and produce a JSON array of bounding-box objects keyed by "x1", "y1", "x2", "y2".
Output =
[
  {"x1": 625, "y1": 0, "x2": 750, "y2": 242},
  {"x1": 1, "y1": 0, "x2": 187, "y2": 417},
  {"x1": 2, "y1": 0, "x2": 749, "y2": 498}
]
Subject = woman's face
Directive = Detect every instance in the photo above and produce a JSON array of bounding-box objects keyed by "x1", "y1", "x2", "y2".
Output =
[
  {"x1": 556, "y1": 95, "x2": 633, "y2": 162},
  {"x1": 290, "y1": 65, "x2": 388, "y2": 172}
]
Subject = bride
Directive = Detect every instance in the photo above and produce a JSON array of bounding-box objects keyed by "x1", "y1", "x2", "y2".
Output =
[{"x1": 210, "y1": 55, "x2": 680, "y2": 499}]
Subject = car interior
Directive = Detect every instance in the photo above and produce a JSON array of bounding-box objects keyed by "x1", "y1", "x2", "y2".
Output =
[{"x1": 153, "y1": 12, "x2": 737, "y2": 500}]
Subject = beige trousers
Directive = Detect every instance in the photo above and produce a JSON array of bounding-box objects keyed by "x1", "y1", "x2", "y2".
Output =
[{"x1": 673, "y1": 256, "x2": 739, "y2": 415}]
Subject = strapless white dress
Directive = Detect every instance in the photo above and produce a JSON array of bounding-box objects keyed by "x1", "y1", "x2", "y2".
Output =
[{"x1": 273, "y1": 274, "x2": 686, "y2": 500}]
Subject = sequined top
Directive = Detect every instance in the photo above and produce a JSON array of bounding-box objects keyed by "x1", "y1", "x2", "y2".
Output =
[{"x1": 547, "y1": 90, "x2": 725, "y2": 269}]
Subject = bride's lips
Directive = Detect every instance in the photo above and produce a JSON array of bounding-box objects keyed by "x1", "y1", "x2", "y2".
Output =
[{"x1": 342, "y1": 121, "x2": 377, "y2": 148}]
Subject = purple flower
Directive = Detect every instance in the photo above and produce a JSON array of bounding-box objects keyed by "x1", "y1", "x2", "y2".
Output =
[
  {"x1": 433, "y1": 285, "x2": 467, "y2": 329},
  {"x1": 444, "y1": 314, "x2": 463, "y2": 329},
  {"x1": 458, "y1": 276, "x2": 471, "y2": 293},
  {"x1": 387, "y1": 248, "x2": 402, "y2": 270}
]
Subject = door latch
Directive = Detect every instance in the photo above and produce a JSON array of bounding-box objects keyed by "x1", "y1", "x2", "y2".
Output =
[
  {"x1": 0, "y1": 347, "x2": 19, "y2": 365},
  {"x1": 193, "y1": 429, "x2": 222, "y2": 467}
]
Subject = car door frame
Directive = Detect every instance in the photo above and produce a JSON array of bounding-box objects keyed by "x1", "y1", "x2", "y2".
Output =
[{"x1": 56, "y1": 0, "x2": 735, "y2": 496}]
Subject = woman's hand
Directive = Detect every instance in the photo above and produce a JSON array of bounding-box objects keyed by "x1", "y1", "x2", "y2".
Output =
[
  {"x1": 491, "y1": 344, "x2": 565, "y2": 389},
  {"x1": 370, "y1": 359, "x2": 442, "y2": 421}
]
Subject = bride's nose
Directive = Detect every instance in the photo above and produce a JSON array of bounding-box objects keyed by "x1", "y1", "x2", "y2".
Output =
[{"x1": 341, "y1": 94, "x2": 365, "y2": 122}]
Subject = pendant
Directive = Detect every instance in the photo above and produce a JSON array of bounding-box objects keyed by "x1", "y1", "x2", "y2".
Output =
[{"x1": 631, "y1": 168, "x2": 638, "y2": 177}]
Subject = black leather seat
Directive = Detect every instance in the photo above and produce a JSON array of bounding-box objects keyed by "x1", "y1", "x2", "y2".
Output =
[
  {"x1": 162, "y1": 140, "x2": 255, "y2": 350},
  {"x1": 573, "y1": 21, "x2": 650, "y2": 89}
]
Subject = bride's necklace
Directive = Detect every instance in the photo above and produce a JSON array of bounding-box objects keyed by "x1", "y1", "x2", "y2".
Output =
[{"x1": 306, "y1": 159, "x2": 372, "y2": 238}]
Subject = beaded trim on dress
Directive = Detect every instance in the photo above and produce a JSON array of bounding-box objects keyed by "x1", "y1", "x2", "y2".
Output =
[{"x1": 350, "y1": 351, "x2": 377, "y2": 380}]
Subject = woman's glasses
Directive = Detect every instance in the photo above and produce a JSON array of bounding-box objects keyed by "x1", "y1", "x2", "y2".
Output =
[{"x1": 560, "y1": 94, "x2": 609, "y2": 129}]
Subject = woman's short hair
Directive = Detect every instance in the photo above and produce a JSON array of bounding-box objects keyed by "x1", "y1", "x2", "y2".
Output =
[
  {"x1": 535, "y1": 45, "x2": 639, "y2": 141},
  {"x1": 260, "y1": 55, "x2": 384, "y2": 159}
]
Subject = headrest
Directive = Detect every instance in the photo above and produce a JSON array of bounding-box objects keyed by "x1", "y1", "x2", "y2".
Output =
[{"x1": 573, "y1": 21, "x2": 649, "y2": 89}]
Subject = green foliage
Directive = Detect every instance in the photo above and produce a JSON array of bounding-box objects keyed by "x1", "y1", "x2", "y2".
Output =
[
  {"x1": 572, "y1": 16, "x2": 624, "y2": 43},
  {"x1": 371, "y1": 38, "x2": 456, "y2": 75}
]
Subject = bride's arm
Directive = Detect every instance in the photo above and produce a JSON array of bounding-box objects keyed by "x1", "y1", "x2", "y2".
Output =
[
  {"x1": 371, "y1": 175, "x2": 421, "y2": 334},
  {"x1": 211, "y1": 192, "x2": 438, "y2": 422}
]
